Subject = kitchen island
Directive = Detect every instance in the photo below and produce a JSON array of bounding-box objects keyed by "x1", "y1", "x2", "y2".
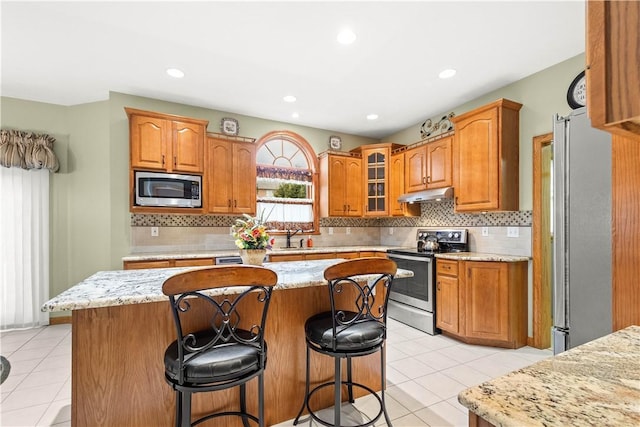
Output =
[
  {"x1": 458, "y1": 325, "x2": 640, "y2": 426},
  {"x1": 42, "y1": 259, "x2": 411, "y2": 427}
]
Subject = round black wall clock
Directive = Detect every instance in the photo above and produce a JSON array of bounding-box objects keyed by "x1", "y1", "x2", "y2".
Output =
[{"x1": 567, "y1": 70, "x2": 586, "y2": 109}]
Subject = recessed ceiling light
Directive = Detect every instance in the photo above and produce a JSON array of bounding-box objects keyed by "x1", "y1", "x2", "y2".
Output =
[
  {"x1": 438, "y1": 69, "x2": 457, "y2": 79},
  {"x1": 366, "y1": 114, "x2": 379, "y2": 121},
  {"x1": 283, "y1": 95, "x2": 297, "y2": 103},
  {"x1": 337, "y1": 28, "x2": 357, "y2": 45},
  {"x1": 166, "y1": 68, "x2": 185, "y2": 79},
  {"x1": 291, "y1": 112, "x2": 299, "y2": 119}
]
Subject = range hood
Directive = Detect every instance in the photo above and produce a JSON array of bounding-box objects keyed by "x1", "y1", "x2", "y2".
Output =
[{"x1": 398, "y1": 187, "x2": 453, "y2": 203}]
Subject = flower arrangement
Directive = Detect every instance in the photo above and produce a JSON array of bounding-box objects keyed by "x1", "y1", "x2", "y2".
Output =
[{"x1": 231, "y1": 213, "x2": 274, "y2": 250}]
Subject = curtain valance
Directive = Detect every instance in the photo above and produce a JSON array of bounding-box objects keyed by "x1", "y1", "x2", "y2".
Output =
[
  {"x1": 256, "y1": 165, "x2": 312, "y2": 182},
  {"x1": 0, "y1": 129, "x2": 60, "y2": 172}
]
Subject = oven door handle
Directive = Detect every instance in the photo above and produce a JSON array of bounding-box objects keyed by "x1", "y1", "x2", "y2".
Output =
[{"x1": 387, "y1": 253, "x2": 433, "y2": 263}]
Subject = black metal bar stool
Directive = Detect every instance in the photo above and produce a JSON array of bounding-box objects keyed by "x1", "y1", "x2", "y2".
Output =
[
  {"x1": 162, "y1": 265, "x2": 277, "y2": 427},
  {"x1": 293, "y1": 257, "x2": 397, "y2": 427}
]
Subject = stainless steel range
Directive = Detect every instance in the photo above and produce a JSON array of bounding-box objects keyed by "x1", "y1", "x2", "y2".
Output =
[{"x1": 386, "y1": 229, "x2": 468, "y2": 335}]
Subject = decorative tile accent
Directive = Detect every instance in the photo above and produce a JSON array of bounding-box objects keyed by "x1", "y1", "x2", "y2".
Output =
[{"x1": 131, "y1": 200, "x2": 531, "y2": 228}]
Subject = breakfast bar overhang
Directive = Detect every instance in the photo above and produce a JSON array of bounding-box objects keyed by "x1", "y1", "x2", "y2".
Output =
[{"x1": 42, "y1": 259, "x2": 412, "y2": 427}]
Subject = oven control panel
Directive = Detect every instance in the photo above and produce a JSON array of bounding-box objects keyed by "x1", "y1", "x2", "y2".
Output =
[{"x1": 417, "y1": 229, "x2": 467, "y2": 244}]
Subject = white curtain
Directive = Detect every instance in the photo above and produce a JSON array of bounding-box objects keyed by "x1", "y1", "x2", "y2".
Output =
[
  {"x1": 0, "y1": 167, "x2": 50, "y2": 329},
  {"x1": 257, "y1": 201, "x2": 313, "y2": 223}
]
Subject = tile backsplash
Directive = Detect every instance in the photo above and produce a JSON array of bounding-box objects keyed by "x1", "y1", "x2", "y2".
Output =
[{"x1": 130, "y1": 199, "x2": 532, "y2": 255}]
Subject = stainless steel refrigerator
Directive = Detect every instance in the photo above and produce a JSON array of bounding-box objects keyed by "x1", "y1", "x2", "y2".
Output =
[{"x1": 552, "y1": 107, "x2": 612, "y2": 354}]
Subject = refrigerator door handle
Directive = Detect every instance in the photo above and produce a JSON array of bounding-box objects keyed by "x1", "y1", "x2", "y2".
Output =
[{"x1": 553, "y1": 114, "x2": 568, "y2": 328}]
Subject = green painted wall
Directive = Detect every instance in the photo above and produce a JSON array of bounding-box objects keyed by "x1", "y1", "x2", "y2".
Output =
[
  {"x1": 383, "y1": 53, "x2": 586, "y2": 211},
  {"x1": 1, "y1": 53, "x2": 585, "y2": 300}
]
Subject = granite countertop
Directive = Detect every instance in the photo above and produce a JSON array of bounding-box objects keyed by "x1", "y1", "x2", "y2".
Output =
[
  {"x1": 42, "y1": 259, "x2": 413, "y2": 312},
  {"x1": 458, "y1": 325, "x2": 640, "y2": 426},
  {"x1": 435, "y1": 252, "x2": 530, "y2": 262},
  {"x1": 122, "y1": 246, "x2": 397, "y2": 262}
]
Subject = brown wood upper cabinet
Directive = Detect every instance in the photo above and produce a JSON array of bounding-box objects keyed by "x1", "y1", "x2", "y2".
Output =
[
  {"x1": 404, "y1": 136, "x2": 453, "y2": 193},
  {"x1": 452, "y1": 99, "x2": 522, "y2": 212},
  {"x1": 586, "y1": 0, "x2": 640, "y2": 138},
  {"x1": 206, "y1": 136, "x2": 256, "y2": 215},
  {"x1": 389, "y1": 151, "x2": 420, "y2": 217},
  {"x1": 126, "y1": 108, "x2": 208, "y2": 173},
  {"x1": 319, "y1": 152, "x2": 362, "y2": 217},
  {"x1": 351, "y1": 143, "x2": 403, "y2": 217}
]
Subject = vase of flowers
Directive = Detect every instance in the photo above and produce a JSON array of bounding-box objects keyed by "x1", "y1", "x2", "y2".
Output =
[{"x1": 231, "y1": 213, "x2": 274, "y2": 266}]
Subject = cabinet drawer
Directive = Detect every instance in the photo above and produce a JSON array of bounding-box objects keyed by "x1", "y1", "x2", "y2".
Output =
[
  {"x1": 436, "y1": 259, "x2": 458, "y2": 276},
  {"x1": 124, "y1": 260, "x2": 172, "y2": 270},
  {"x1": 174, "y1": 258, "x2": 215, "y2": 267}
]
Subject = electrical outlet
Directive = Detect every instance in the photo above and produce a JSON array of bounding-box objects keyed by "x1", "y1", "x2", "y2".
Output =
[
  {"x1": 328, "y1": 227, "x2": 334, "y2": 235},
  {"x1": 507, "y1": 227, "x2": 519, "y2": 238},
  {"x1": 346, "y1": 227, "x2": 351, "y2": 235},
  {"x1": 389, "y1": 227, "x2": 394, "y2": 235},
  {"x1": 482, "y1": 227, "x2": 489, "y2": 236},
  {"x1": 151, "y1": 226, "x2": 159, "y2": 237}
]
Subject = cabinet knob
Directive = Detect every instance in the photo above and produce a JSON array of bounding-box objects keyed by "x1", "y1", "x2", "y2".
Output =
[
  {"x1": 437, "y1": 281, "x2": 441, "y2": 291},
  {"x1": 234, "y1": 200, "x2": 237, "y2": 207},
  {"x1": 228, "y1": 199, "x2": 231, "y2": 207},
  {"x1": 427, "y1": 175, "x2": 431, "y2": 183},
  {"x1": 161, "y1": 155, "x2": 165, "y2": 166},
  {"x1": 422, "y1": 176, "x2": 426, "y2": 184},
  {"x1": 173, "y1": 156, "x2": 177, "y2": 167}
]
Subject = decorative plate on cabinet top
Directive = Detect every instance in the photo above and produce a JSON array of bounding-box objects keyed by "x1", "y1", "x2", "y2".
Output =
[{"x1": 220, "y1": 117, "x2": 239, "y2": 135}]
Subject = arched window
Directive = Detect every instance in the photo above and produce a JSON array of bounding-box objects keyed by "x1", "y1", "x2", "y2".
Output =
[{"x1": 255, "y1": 131, "x2": 318, "y2": 234}]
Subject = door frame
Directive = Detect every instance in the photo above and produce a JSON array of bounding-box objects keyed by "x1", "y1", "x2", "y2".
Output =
[{"x1": 532, "y1": 132, "x2": 553, "y2": 349}]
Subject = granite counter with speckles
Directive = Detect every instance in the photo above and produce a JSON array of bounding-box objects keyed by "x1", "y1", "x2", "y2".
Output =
[
  {"x1": 42, "y1": 259, "x2": 412, "y2": 312},
  {"x1": 435, "y1": 252, "x2": 530, "y2": 262},
  {"x1": 458, "y1": 325, "x2": 640, "y2": 426}
]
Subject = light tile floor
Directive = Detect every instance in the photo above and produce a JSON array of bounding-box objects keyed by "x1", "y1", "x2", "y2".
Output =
[{"x1": 0, "y1": 320, "x2": 551, "y2": 427}]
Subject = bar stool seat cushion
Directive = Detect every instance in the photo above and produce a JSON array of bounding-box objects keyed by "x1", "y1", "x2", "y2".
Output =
[
  {"x1": 305, "y1": 311, "x2": 384, "y2": 352},
  {"x1": 164, "y1": 329, "x2": 263, "y2": 384}
]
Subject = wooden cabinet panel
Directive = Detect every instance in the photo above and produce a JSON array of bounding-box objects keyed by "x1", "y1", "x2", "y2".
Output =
[
  {"x1": 232, "y1": 142, "x2": 257, "y2": 214},
  {"x1": 269, "y1": 254, "x2": 305, "y2": 262},
  {"x1": 405, "y1": 146, "x2": 428, "y2": 193},
  {"x1": 436, "y1": 259, "x2": 527, "y2": 348},
  {"x1": 587, "y1": 0, "x2": 640, "y2": 138},
  {"x1": 123, "y1": 260, "x2": 172, "y2": 270},
  {"x1": 436, "y1": 274, "x2": 459, "y2": 334},
  {"x1": 207, "y1": 138, "x2": 233, "y2": 213},
  {"x1": 127, "y1": 108, "x2": 207, "y2": 174},
  {"x1": 174, "y1": 258, "x2": 214, "y2": 267},
  {"x1": 452, "y1": 99, "x2": 521, "y2": 212},
  {"x1": 172, "y1": 120, "x2": 204, "y2": 173},
  {"x1": 389, "y1": 151, "x2": 420, "y2": 217},
  {"x1": 362, "y1": 146, "x2": 390, "y2": 216},
  {"x1": 206, "y1": 137, "x2": 256, "y2": 215},
  {"x1": 464, "y1": 262, "x2": 510, "y2": 342},
  {"x1": 130, "y1": 115, "x2": 168, "y2": 170},
  {"x1": 389, "y1": 152, "x2": 406, "y2": 216},
  {"x1": 426, "y1": 137, "x2": 452, "y2": 189},
  {"x1": 306, "y1": 252, "x2": 336, "y2": 260},
  {"x1": 319, "y1": 153, "x2": 362, "y2": 217},
  {"x1": 404, "y1": 136, "x2": 453, "y2": 193}
]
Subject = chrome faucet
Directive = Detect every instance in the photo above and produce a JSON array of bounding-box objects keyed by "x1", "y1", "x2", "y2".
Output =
[{"x1": 286, "y1": 229, "x2": 302, "y2": 248}]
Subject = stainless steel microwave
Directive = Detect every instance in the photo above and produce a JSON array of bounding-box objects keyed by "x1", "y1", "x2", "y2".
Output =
[{"x1": 134, "y1": 171, "x2": 202, "y2": 208}]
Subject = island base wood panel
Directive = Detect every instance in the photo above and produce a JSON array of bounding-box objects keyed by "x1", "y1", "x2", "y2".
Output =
[{"x1": 71, "y1": 286, "x2": 382, "y2": 427}]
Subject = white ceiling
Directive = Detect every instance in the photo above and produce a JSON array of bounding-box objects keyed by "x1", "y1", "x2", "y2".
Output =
[{"x1": 1, "y1": 1, "x2": 586, "y2": 139}]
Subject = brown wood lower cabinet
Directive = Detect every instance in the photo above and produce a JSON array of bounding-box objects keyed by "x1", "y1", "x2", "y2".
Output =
[
  {"x1": 124, "y1": 252, "x2": 386, "y2": 269},
  {"x1": 269, "y1": 251, "x2": 385, "y2": 263},
  {"x1": 436, "y1": 259, "x2": 527, "y2": 349},
  {"x1": 123, "y1": 258, "x2": 215, "y2": 269}
]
